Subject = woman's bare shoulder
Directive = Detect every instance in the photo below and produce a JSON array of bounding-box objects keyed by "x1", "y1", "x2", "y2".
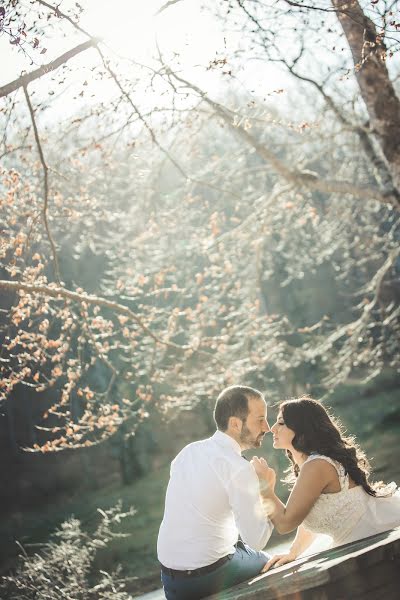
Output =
[{"x1": 300, "y1": 457, "x2": 339, "y2": 479}]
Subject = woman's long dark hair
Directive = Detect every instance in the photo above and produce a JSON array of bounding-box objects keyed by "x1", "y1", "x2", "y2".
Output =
[{"x1": 280, "y1": 396, "x2": 380, "y2": 497}]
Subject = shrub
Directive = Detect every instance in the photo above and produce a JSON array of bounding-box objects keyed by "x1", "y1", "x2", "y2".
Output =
[{"x1": 1, "y1": 503, "x2": 136, "y2": 600}]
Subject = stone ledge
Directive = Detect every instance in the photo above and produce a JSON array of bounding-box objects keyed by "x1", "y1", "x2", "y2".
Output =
[{"x1": 207, "y1": 526, "x2": 400, "y2": 600}]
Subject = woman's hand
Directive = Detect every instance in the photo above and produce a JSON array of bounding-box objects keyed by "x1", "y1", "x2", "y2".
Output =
[
  {"x1": 251, "y1": 456, "x2": 276, "y2": 491},
  {"x1": 261, "y1": 552, "x2": 297, "y2": 573}
]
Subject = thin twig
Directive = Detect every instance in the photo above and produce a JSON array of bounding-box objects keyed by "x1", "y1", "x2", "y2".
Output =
[
  {"x1": 23, "y1": 85, "x2": 61, "y2": 283},
  {"x1": 0, "y1": 279, "x2": 190, "y2": 351}
]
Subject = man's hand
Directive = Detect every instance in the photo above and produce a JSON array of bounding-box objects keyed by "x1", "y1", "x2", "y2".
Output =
[
  {"x1": 262, "y1": 551, "x2": 297, "y2": 573},
  {"x1": 251, "y1": 456, "x2": 276, "y2": 491}
]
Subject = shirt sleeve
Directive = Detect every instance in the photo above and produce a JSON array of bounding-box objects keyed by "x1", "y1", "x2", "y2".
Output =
[{"x1": 226, "y1": 463, "x2": 273, "y2": 550}]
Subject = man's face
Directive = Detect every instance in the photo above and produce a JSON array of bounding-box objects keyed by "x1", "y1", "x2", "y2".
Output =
[{"x1": 239, "y1": 397, "x2": 270, "y2": 449}]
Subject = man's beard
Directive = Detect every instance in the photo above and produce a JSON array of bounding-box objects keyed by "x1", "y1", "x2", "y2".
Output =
[{"x1": 240, "y1": 423, "x2": 265, "y2": 448}]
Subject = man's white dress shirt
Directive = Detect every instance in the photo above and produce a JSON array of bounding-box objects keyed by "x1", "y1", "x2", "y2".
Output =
[{"x1": 157, "y1": 430, "x2": 273, "y2": 570}]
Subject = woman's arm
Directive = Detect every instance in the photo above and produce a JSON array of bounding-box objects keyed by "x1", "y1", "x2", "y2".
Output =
[
  {"x1": 262, "y1": 525, "x2": 316, "y2": 572},
  {"x1": 252, "y1": 457, "x2": 334, "y2": 534},
  {"x1": 289, "y1": 524, "x2": 316, "y2": 556}
]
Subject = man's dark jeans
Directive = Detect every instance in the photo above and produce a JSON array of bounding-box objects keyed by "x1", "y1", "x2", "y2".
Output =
[{"x1": 161, "y1": 541, "x2": 269, "y2": 600}]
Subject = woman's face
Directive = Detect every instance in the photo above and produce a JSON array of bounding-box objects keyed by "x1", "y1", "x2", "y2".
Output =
[{"x1": 271, "y1": 410, "x2": 296, "y2": 450}]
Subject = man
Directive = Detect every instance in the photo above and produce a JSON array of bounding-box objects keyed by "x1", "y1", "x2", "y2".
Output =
[{"x1": 157, "y1": 385, "x2": 273, "y2": 600}]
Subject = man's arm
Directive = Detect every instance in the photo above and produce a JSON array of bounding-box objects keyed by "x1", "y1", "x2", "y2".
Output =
[{"x1": 227, "y1": 464, "x2": 273, "y2": 550}]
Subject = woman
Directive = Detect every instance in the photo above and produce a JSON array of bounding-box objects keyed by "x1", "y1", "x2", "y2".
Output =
[{"x1": 252, "y1": 397, "x2": 400, "y2": 572}]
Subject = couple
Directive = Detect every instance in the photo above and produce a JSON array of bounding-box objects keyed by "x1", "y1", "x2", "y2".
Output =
[{"x1": 157, "y1": 385, "x2": 400, "y2": 600}]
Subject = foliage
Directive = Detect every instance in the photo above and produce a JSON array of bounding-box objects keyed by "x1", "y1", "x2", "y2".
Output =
[
  {"x1": 0, "y1": 503, "x2": 136, "y2": 600},
  {"x1": 0, "y1": 0, "x2": 399, "y2": 453}
]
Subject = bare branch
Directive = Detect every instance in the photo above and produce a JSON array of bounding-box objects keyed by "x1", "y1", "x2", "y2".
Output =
[
  {"x1": 0, "y1": 280, "x2": 190, "y2": 351},
  {"x1": 166, "y1": 68, "x2": 400, "y2": 209},
  {"x1": 208, "y1": 186, "x2": 294, "y2": 249},
  {"x1": 0, "y1": 144, "x2": 31, "y2": 160},
  {"x1": 156, "y1": 0, "x2": 184, "y2": 15},
  {"x1": 34, "y1": 1, "x2": 241, "y2": 200},
  {"x1": 307, "y1": 247, "x2": 400, "y2": 386},
  {"x1": 23, "y1": 85, "x2": 61, "y2": 283},
  {"x1": 282, "y1": 62, "x2": 399, "y2": 196},
  {"x1": 0, "y1": 39, "x2": 98, "y2": 99},
  {"x1": 36, "y1": 0, "x2": 91, "y2": 37},
  {"x1": 283, "y1": 0, "x2": 338, "y2": 12}
]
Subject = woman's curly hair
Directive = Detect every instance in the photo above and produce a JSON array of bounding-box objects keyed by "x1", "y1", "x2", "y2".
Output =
[{"x1": 280, "y1": 396, "x2": 382, "y2": 496}]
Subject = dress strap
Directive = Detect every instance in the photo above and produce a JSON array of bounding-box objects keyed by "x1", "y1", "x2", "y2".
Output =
[{"x1": 305, "y1": 454, "x2": 349, "y2": 491}]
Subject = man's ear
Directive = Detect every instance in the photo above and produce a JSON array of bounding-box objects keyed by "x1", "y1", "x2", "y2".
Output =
[{"x1": 228, "y1": 416, "x2": 242, "y2": 433}]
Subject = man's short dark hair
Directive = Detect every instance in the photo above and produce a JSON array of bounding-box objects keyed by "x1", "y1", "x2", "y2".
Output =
[{"x1": 213, "y1": 385, "x2": 264, "y2": 431}]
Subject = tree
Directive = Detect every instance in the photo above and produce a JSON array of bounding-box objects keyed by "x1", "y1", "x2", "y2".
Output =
[{"x1": 0, "y1": 0, "x2": 399, "y2": 453}]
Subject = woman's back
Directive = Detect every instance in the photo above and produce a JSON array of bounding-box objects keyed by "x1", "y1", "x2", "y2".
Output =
[{"x1": 301, "y1": 454, "x2": 400, "y2": 546}]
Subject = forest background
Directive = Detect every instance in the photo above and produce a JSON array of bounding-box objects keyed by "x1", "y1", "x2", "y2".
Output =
[{"x1": 0, "y1": 0, "x2": 399, "y2": 597}]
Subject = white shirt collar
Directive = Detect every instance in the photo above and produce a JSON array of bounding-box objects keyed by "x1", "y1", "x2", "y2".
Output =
[{"x1": 212, "y1": 429, "x2": 242, "y2": 456}]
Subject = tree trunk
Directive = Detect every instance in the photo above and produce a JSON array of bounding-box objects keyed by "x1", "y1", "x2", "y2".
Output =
[{"x1": 332, "y1": 0, "x2": 400, "y2": 193}]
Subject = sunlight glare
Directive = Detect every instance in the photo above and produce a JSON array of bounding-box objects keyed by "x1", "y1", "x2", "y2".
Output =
[{"x1": 82, "y1": 0, "x2": 224, "y2": 68}]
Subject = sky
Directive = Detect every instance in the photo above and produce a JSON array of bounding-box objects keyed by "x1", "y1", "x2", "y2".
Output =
[
  {"x1": 82, "y1": 0, "x2": 225, "y2": 66},
  {"x1": 1, "y1": 1, "x2": 233, "y2": 84},
  {"x1": 0, "y1": 0, "x2": 293, "y2": 104}
]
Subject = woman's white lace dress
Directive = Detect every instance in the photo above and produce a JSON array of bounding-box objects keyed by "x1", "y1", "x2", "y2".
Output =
[{"x1": 302, "y1": 454, "x2": 400, "y2": 547}]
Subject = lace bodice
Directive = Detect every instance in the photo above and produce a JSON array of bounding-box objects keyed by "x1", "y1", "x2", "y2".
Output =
[{"x1": 302, "y1": 454, "x2": 369, "y2": 545}]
